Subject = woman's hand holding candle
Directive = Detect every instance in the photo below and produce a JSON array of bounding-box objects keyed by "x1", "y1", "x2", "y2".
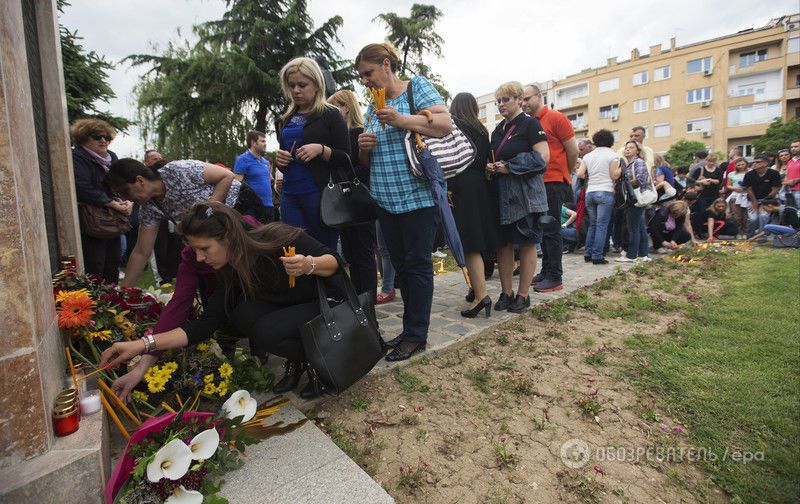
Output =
[
  {"x1": 280, "y1": 253, "x2": 312, "y2": 277},
  {"x1": 275, "y1": 149, "x2": 293, "y2": 170},
  {"x1": 99, "y1": 340, "x2": 145, "y2": 370}
]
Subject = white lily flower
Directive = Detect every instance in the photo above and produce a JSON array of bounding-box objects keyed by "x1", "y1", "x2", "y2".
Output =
[
  {"x1": 165, "y1": 485, "x2": 203, "y2": 504},
  {"x1": 221, "y1": 390, "x2": 257, "y2": 422},
  {"x1": 189, "y1": 427, "x2": 220, "y2": 460},
  {"x1": 146, "y1": 439, "x2": 192, "y2": 482}
]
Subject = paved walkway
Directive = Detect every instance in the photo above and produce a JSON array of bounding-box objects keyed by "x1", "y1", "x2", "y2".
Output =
[{"x1": 237, "y1": 252, "x2": 632, "y2": 504}]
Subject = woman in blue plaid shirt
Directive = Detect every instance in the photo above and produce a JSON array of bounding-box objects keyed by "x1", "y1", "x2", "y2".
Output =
[{"x1": 355, "y1": 42, "x2": 453, "y2": 362}]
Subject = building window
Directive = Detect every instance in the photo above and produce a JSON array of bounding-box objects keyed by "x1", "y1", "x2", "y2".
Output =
[
  {"x1": 686, "y1": 118, "x2": 712, "y2": 133},
  {"x1": 599, "y1": 104, "x2": 619, "y2": 119},
  {"x1": 653, "y1": 123, "x2": 670, "y2": 138},
  {"x1": 566, "y1": 112, "x2": 586, "y2": 130},
  {"x1": 611, "y1": 130, "x2": 620, "y2": 142},
  {"x1": 654, "y1": 65, "x2": 670, "y2": 81},
  {"x1": 633, "y1": 98, "x2": 648, "y2": 113},
  {"x1": 739, "y1": 49, "x2": 767, "y2": 68},
  {"x1": 632, "y1": 71, "x2": 648, "y2": 86},
  {"x1": 598, "y1": 78, "x2": 619, "y2": 93},
  {"x1": 734, "y1": 82, "x2": 766, "y2": 98},
  {"x1": 653, "y1": 94, "x2": 670, "y2": 110},
  {"x1": 736, "y1": 144, "x2": 754, "y2": 160},
  {"x1": 555, "y1": 83, "x2": 589, "y2": 108},
  {"x1": 790, "y1": 36, "x2": 800, "y2": 54},
  {"x1": 687, "y1": 56, "x2": 713, "y2": 74},
  {"x1": 478, "y1": 106, "x2": 486, "y2": 119},
  {"x1": 728, "y1": 101, "x2": 781, "y2": 127},
  {"x1": 687, "y1": 87, "x2": 712, "y2": 104}
]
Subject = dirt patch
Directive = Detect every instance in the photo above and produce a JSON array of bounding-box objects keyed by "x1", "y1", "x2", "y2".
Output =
[{"x1": 314, "y1": 260, "x2": 731, "y2": 503}]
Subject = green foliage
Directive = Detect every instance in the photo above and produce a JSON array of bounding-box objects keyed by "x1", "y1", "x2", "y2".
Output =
[
  {"x1": 665, "y1": 138, "x2": 708, "y2": 167},
  {"x1": 57, "y1": 0, "x2": 130, "y2": 130},
  {"x1": 753, "y1": 117, "x2": 800, "y2": 154},
  {"x1": 373, "y1": 4, "x2": 449, "y2": 100},
  {"x1": 129, "y1": 0, "x2": 354, "y2": 162}
]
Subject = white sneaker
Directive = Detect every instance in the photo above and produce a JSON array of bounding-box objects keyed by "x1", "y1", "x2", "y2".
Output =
[
  {"x1": 655, "y1": 247, "x2": 669, "y2": 254},
  {"x1": 636, "y1": 256, "x2": 652, "y2": 263},
  {"x1": 615, "y1": 256, "x2": 636, "y2": 263},
  {"x1": 432, "y1": 249, "x2": 447, "y2": 258}
]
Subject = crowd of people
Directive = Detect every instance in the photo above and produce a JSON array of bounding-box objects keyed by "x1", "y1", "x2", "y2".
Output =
[{"x1": 72, "y1": 42, "x2": 799, "y2": 400}]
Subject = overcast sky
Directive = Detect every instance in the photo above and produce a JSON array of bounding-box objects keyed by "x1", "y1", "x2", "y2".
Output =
[{"x1": 59, "y1": 0, "x2": 797, "y2": 159}]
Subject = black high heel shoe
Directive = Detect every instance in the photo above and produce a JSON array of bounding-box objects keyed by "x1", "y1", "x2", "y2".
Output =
[
  {"x1": 461, "y1": 296, "x2": 492, "y2": 318},
  {"x1": 465, "y1": 289, "x2": 475, "y2": 303},
  {"x1": 272, "y1": 361, "x2": 305, "y2": 394}
]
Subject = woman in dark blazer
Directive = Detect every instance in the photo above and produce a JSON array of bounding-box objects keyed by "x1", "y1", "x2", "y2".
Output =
[
  {"x1": 71, "y1": 118, "x2": 132, "y2": 283},
  {"x1": 274, "y1": 57, "x2": 350, "y2": 249},
  {"x1": 447, "y1": 93, "x2": 502, "y2": 318}
]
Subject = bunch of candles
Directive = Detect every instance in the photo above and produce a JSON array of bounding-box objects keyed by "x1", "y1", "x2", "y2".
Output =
[
  {"x1": 282, "y1": 246, "x2": 297, "y2": 288},
  {"x1": 366, "y1": 87, "x2": 387, "y2": 132}
]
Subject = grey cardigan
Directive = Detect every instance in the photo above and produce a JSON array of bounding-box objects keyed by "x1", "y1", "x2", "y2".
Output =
[{"x1": 497, "y1": 151, "x2": 549, "y2": 224}]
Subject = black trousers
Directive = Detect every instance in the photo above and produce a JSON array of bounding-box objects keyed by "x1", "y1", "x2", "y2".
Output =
[
  {"x1": 540, "y1": 181, "x2": 568, "y2": 281},
  {"x1": 154, "y1": 221, "x2": 182, "y2": 284},
  {"x1": 230, "y1": 300, "x2": 320, "y2": 362},
  {"x1": 340, "y1": 222, "x2": 377, "y2": 297},
  {"x1": 81, "y1": 233, "x2": 121, "y2": 284}
]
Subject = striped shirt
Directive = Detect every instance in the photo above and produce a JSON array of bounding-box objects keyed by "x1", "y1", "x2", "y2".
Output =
[{"x1": 365, "y1": 76, "x2": 444, "y2": 214}]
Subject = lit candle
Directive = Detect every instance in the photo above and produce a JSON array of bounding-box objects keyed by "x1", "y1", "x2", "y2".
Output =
[
  {"x1": 52, "y1": 404, "x2": 79, "y2": 437},
  {"x1": 79, "y1": 389, "x2": 102, "y2": 415}
]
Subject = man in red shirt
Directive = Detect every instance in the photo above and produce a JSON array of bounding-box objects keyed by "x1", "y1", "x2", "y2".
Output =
[
  {"x1": 784, "y1": 140, "x2": 800, "y2": 207},
  {"x1": 522, "y1": 84, "x2": 578, "y2": 292}
]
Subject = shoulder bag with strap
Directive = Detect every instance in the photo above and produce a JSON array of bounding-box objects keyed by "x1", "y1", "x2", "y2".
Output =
[
  {"x1": 319, "y1": 153, "x2": 376, "y2": 229},
  {"x1": 403, "y1": 79, "x2": 476, "y2": 179},
  {"x1": 77, "y1": 203, "x2": 131, "y2": 239},
  {"x1": 300, "y1": 269, "x2": 383, "y2": 395},
  {"x1": 614, "y1": 158, "x2": 637, "y2": 211}
]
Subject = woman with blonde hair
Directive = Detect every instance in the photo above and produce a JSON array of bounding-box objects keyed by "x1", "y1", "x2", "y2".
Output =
[
  {"x1": 488, "y1": 81, "x2": 550, "y2": 312},
  {"x1": 274, "y1": 57, "x2": 350, "y2": 249},
  {"x1": 355, "y1": 42, "x2": 452, "y2": 361},
  {"x1": 71, "y1": 118, "x2": 132, "y2": 283},
  {"x1": 648, "y1": 199, "x2": 698, "y2": 251},
  {"x1": 326, "y1": 89, "x2": 378, "y2": 298}
]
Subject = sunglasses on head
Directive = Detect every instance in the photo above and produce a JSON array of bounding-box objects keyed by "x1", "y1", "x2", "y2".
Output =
[
  {"x1": 496, "y1": 96, "x2": 513, "y2": 105},
  {"x1": 91, "y1": 134, "x2": 113, "y2": 142}
]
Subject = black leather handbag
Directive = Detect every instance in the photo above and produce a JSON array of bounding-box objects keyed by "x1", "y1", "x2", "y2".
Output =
[
  {"x1": 319, "y1": 154, "x2": 376, "y2": 229},
  {"x1": 300, "y1": 270, "x2": 383, "y2": 395},
  {"x1": 614, "y1": 159, "x2": 637, "y2": 211}
]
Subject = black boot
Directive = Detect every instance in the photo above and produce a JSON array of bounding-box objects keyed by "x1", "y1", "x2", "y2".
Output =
[
  {"x1": 299, "y1": 367, "x2": 326, "y2": 399},
  {"x1": 272, "y1": 361, "x2": 304, "y2": 394},
  {"x1": 507, "y1": 294, "x2": 530, "y2": 314},
  {"x1": 494, "y1": 292, "x2": 513, "y2": 311}
]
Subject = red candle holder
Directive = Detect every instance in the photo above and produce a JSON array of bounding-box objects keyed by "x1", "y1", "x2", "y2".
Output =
[{"x1": 53, "y1": 404, "x2": 79, "y2": 437}]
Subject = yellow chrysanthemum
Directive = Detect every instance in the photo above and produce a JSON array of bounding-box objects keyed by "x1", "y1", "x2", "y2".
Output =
[
  {"x1": 88, "y1": 330, "x2": 112, "y2": 341},
  {"x1": 203, "y1": 382, "x2": 216, "y2": 395},
  {"x1": 218, "y1": 363, "x2": 233, "y2": 380},
  {"x1": 216, "y1": 380, "x2": 228, "y2": 397},
  {"x1": 196, "y1": 342, "x2": 209, "y2": 353},
  {"x1": 143, "y1": 362, "x2": 178, "y2": 394},
  {"x1": 203, "y1": 374, "x2": 215, "y2": 384},
  {"x1": 132, "y1": 391, "x2": 149, "y2": 404}
]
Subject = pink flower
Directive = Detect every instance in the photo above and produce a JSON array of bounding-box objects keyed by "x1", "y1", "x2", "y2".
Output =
[
  {"x1": 593, "y1": 465, "x2": 605, "y2": 475},
  {"x1": 672, "y1": 425, "x2": 684, "y2": 434}
]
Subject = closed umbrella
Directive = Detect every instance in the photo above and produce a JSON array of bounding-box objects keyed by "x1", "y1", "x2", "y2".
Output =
[{"x1": 409, "y1": 132, "x2": 471, "y2": 288}]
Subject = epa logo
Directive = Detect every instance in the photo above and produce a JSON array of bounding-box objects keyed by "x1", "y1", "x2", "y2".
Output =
[{"x1": 560, "y1": 438, "x2": 591, "y2": 469}]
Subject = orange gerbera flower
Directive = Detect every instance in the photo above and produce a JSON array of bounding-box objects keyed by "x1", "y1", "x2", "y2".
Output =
[{"x1": 57, "y1": 292, "x2": 95, "y2": 328}]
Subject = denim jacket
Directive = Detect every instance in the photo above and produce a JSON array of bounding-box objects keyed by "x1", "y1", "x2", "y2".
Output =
[{"x1": 497, "y1": 151, "x2": 549, "y2": 224}]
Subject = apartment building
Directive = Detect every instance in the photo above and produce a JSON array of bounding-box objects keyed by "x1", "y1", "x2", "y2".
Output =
[{"x1": 477, "y1": 14, "x2": 799, "y2": 159}]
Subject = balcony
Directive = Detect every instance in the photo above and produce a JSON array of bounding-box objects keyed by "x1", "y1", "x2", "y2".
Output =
[
  {"x1": 556, "y1": 96, "x2": 589, "y2": 110},
  {"x1": 571, "y1": 122, "x2": 588, "y2": 132},
  {"x1": 787, "y1": 88, "x2": 800, "y2": 100},
  {"x1": 728, "y1": 56, "x2": 785, "y2": 76}
]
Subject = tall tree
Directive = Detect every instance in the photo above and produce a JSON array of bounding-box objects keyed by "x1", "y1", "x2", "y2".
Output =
[
  {"x1": 753, "y1": 118, "x2": 800, "y2": 154},
  {"x1": 129, "y1": 0, "x2": 354, "y2": 163},
  {"x1": 58, "y1": 0, "x2": 130, "y2": 130},
  {"x1": 665, "y1": 139, "x2": 708, "y2": 167},
  {"x1": 373, "y1": 4, "x2": 449, "y2": 100}
]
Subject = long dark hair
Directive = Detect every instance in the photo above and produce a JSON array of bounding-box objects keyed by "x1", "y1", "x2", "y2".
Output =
[
  {"x1": 178, "y1": 202, "x2": 302, "y2": 305},
  {"x1": 449, "y1": 92, "x2": 487, "y2": 137},
  {"x1": 105, "y1": 158, "x2": 164, "y2": 194}
]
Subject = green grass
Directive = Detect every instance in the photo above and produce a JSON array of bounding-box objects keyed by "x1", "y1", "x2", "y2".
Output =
[{"x1": 625, "y1": 249, "x2": 800, "y2": 503}]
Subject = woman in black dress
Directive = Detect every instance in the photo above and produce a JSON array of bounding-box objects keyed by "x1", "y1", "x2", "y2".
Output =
[
  {"x1": 327, "y1": 90, "x2": 378, "y2": 298},
  {"x1": 448, "y1": 93, "x2": 503, "y2": 318}
]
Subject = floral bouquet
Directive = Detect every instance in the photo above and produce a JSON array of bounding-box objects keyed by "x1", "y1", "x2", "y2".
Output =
[{"x1": 107, "y1": 391, "x2": 306, "y2": 504}]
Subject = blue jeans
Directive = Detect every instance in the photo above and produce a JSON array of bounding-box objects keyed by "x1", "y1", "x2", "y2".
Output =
[
  {"x1": 377, "y1": 206, "x2": 440, "y2": 343},
  {"x1": 584, "y1": 191, "x2": 615, "y2": 260},
  {"x1": 376, "y1": 221, "x2": 396, "y2": 294},
  {"x1": 625, "y1": 206, "x2": 649, "y2": 259},
  {"x1": 747, "y1": 209, "x2": 771, "y2": 236},
  {"x1": 763, "y1": 224, "x2": 796, "y2": 235},
  {"x1": 280, "y1": 190, "x2": 338, "y2": 249}
]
